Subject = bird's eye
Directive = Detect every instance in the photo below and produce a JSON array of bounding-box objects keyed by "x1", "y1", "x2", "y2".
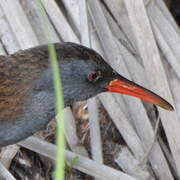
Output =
[{"x1": 88, "y1": 71, "x2": 101, "y2": 82}]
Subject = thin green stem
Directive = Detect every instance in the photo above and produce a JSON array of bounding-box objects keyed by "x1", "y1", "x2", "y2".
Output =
[{"x1": 37, "y1": 1, "x2": 65, "y2": 179}]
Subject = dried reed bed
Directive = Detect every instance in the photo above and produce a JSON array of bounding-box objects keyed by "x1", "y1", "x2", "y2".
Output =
[{"x1": 0, "y1": 0, "x2": 179, "y2": 179}]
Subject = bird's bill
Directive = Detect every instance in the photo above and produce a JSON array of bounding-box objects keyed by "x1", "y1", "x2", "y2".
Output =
[{"x1": 104, "y1": 78, "x2": 174, "y2": 111}]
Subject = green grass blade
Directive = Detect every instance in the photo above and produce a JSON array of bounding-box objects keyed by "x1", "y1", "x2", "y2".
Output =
[{"x1": 37, "y1": 1, "x2": 65, "y2": 179}]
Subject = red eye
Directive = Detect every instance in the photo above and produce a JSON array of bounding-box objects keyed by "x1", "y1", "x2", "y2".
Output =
[{"x1": 88, "y1": 71, "x2": 101, "y2": 82}]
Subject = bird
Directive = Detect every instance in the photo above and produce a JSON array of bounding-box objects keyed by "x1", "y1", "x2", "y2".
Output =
[{"x1": 0, "y1": 42, "x2": 173, "y2": 146}]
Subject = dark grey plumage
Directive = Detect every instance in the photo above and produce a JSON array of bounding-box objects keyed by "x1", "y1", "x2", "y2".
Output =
[
  {"x1": 0, "y1": 42, "x2": 116, "y2": 146},
  {"x1": 0, "y1": 42, "x2": 173, "y2": 146}
]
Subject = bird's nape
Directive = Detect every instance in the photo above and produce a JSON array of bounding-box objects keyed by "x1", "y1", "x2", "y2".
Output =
[{"x1": 104, "y1": 76, "x2": 174, "y2": 111}]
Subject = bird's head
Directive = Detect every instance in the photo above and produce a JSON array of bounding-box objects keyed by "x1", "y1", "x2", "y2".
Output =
[{"x1": 57, "y1": 42, "x2": 174, "y2": 111}]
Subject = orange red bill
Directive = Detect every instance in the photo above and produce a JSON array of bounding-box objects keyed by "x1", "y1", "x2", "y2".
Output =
[{"x1": 104, "y1": 78, "x2": 174, "y2": 111}]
